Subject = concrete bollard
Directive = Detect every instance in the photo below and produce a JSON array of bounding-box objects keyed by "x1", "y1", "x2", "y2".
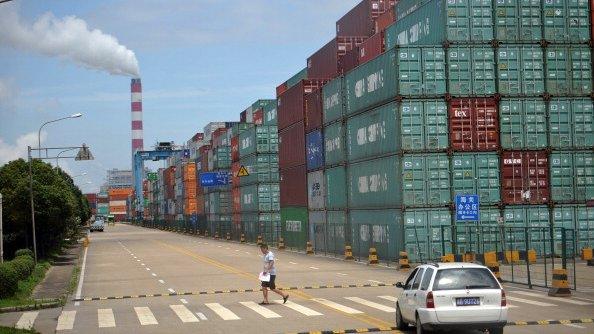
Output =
[
  {"x1": 306, "y1": 241, "x2": 314, "y2": 255},
  {"x1": 344, "y1": 245, "x2": 354, "y2": 260},
  {"x1": 368, "y1": 248, "x2": 379, "y2": 264},
  {"x1": 399, "y1": 251, "x2": 410, "y2": 269},
  {"x1": 257, "y1": 235, "x2": 263, "y2": 246},
  {"x1": 204, "y1": 229, "x2": 209, "y2": 237},
  {"x1": 226, "y1": 232, "x2": 231, "y2": 241},
  {"x1": 487, "y1": 262, "x2": 502, "y2": 282},
  {"x1": 548, "y1": 268, "x2": 571, "y2": 297},
  {"x1": 240, "y1": 234, "x2": 246, "y2": 243},
  {"x1": 581, "y1": 248, "x2": 593, "y2": 261},
  {"x1": 441, "y1": 254, "x2": 455, "y2": 262},
  {"x1": 278, "y1": 237, "x2": 285, "y2": 250},
  {"x1": 214, "y1": 232, "x2": 219, "y2": 239}
]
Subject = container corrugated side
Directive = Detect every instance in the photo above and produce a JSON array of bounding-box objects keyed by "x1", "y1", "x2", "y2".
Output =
[
  {"x1": 306, "y1": 130, "x2": 324, "y2": 170},
  {"x1": 309, "y1": 211, "x2": 327, "y2": 252},
  {"x1": 396, "y1": 46, "x2": 446, "y2": 96},
  {"x1": 447, "y1": 47, "x2": 496, "y2": 96},
  {"x1": 279, "y1": 121, "x2": 306, "y2": 169},
  {"x1": 402, "y1": 153, "x2": 450, "y2": 207},
  {"x1": 262, "y1": 100, "x2": 278, "y2": 125},
  {"x1": 348, "y1": 155, "x2": 401, "y2": 208},
  {"x1": 400, "y1": 99, "x2": 448, "y2": 152},
  {"x1": 325, "y1": 166, "x2": 347, "y2": 209},
  {"x1": 239, "y1": 125, "x2": 278, "y2": 158},
  {"x1": 455, "y1": 206, "x2": 501, "y2": 254},
  {"x1": 545, "y1": 46, "x2": 592, "y2": 96},
  {"x1": 503, "y1": 206, "x2": 551, "y2": 255},
  {"x1": 497, "y1": 46, "x2": 544, "y2": 95},
  {"x1": 501, "y1": 151, "x2": 550, "y2": 205},
  {"x1": 449, "y1": 98, "x2": 499, "y2": 152},
  {"x1": 323, "y1": 77, "x2": 344, "y2": 125},
  {"x1": 324, "y1": 122, "x2": 346, "y2": 166},
  {"x1": 240, "y1": 183, "x2": 280, "y2": 212},
  {"x1": 404, "y1": 208, "x2": 451, "y2": 262},
  {"x1": 240, "y1": 154, "x2": 279, "y2": 186},
  {"x1": 494, "y1": 0, "x2": 542, "y2": 42},
  {"x1": 553, "y1": 205, "x2": 594, "y2": 251},
  {"x1": 543, "y1": 0, "x2": 591, "y2": 43},
  {"x1": 280, "y1": 165, "x2": 308, "y2": 207},
  {"x1": 305, "y1": 88, "x2": 323, "y2": 132},
  {"x1": 281, "y1": 207, "x2": 308, "y2": 249},
  {"x1": 307, "y1": 170, "x2": 325, "y2": 210},
  {"x1": 499, "y1": 98, "x2": 547, "y2": 150},
  {"x1": 550, "y1": 151, "x2": 594, "y2": 203},
  {"x1": 326, "y1": 211, "x2": 347, "y2": 254},
  {"x1": 350, "y1": 209, "x2": 403, "y2": 260},
  {"x1": 548, "y1": 98, "x2": 594, "y2": 149},
  {"x1": 451, "y1": 153, "x2": 500, "y2": 204},
  {"x1": 336, "y1": 0, "x2": 395, "y2": 37},
  {"x1": 347, "y1": 102, "x2": 399, "y2": 161}
]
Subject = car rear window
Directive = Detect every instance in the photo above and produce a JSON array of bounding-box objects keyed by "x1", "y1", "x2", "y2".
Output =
[{"x1": 432, "y1": 268, "x2": 499, "y2": 291}]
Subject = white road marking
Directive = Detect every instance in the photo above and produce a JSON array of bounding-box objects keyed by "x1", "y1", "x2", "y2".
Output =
[
  {"x1": 98, "y1": 309, "x2": 116, "y2": 328},
  {"x1": 289, "y1": 262, "x2": 297, "y2": 265},
  {"x1": 180, "y1": 299, "x2": 188, "y2": 304},
  {"x1": 240, "y1": 301, "x2": 282, "y2": 318},
  {"x1": 572, "y1": 296, "x2": 594, "y2": 302},
  {"x1": 196, "y1": 312, "x2": 208, "y2": 320},
  {"x1": 136, "y1": 259, "x2": 140, "y2": 262},
  {"x1": 133, "y1": 256, "x2": 137, "y2": 259},
  {"x1": 367, "y1": 280, "x2": 385, "y2": 284},
  {"x1": 158, "y1": 280, "x2": 165, "y2": 284},
  {"x1": 15, "y1": 311, "x2": 38, "y2": 330},
  {"x1": 204, "y1": 243, "x2": 209, "y2": 244},
  {"x1": 235, "y1": 249, "x2": 239, "y2": 252},
  {"x1": 74, "y1": 246, "x2": 89, "y2": 306},
  {"x1": 246, "y1": 252, "x2": 250, "y2": 255},
  {"x1": 151, "y1": 273, "x2": 157, "y2": 277},
  {"x1": 205, "y1": 303, "x2": 240, "y2": 320},
  {"x1": 141, "y1": 263, "x2": 145, "y2": 266},
  {"x1": 218, "y1": 246, "x2": 222, "y2": 248},
  {"x1": 274, "y1": 300, "x2": 322, "y2": 316},
  {"x1": 168, "y1": 288, "x2": 176, "y2": 293},
  {"x1": 309, "y1": 266, "x2": 319, "y2": 270},
  {"x1": 134, "y1": 307, "x2": 158, "y2": 325},
  {"x1": 378, "y1": 295, "x2": 398, "y2": 302},
  {"x1": 506, "y1": 296, "x2": 556, "y2": 307},
  {"x1": 345, "y1": 297, "x2": 395, "y2": 312},
  {"x1": 337, "y1": 273, "x2": 348, "y2": 276},
  {"x1": 511, "y1": 291, "x2": 592, "y2": 305},
  {"x1": 56, "y1": 310, "x2": 76, "y2": 330},
  {"x1": 170, "y1": 305, "x2": 199, "y2": 323},
  {"x1": 312, "y1": 298, "x2": 363, "y2": 314},
  {"x1": 146, "y1": 268, "x2": 151, "y2": 271},
  {"x1": 564, "y1": 324, "x2": 586, "y2": 329}
]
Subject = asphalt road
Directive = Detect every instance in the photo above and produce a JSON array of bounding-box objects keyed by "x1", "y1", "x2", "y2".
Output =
[{"x1": 2, "y1": 223, "x2": 593, "y2": 334}]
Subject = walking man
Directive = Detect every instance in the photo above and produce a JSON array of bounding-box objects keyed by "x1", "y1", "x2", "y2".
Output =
[{"x1": 259, "y1": 243, "x2": 289, "y2": 305}]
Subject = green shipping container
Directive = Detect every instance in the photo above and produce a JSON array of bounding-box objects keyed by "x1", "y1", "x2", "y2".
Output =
[
  {"x1": 503, "y1": 206, "x2": 551, "y2": 256},
  {"x1": 455, "y1": 206, "x2": 501, "y2": 254},
  {"x1": 552, "y1": 205, "x2": 583, "y2": 256},
  {"x1": 262, "y1": 100, "x2": 278, "y2": 125},
  {"x1": 350, "y1": 209, "x2": 404, "y2": 261},
  {"x1": 497, "y1": 46, "x2": 544, "y2": 95},
  {"x1": 327, "y1": 211, "x2": 347, "y2": 255},
  {"x1": 400, "y1": 99, "x2": 448, "y2": 151},
  {"x1": 281, "y1": 207, "x2": 308, "y2": 250},
  {"x1": 396, "y1": 47, "x2": 446, "y2": 96},
  {"x1": 545, "y1": 47, "x2": 592, "y2": 96},
  {"x1": 286, "y1": 68, "x2": 308, "y2": 89},
  {"x1": 549, "y1": 99, "x2": 594, "y2": 149},
  {"x1": 240, "y1": 154, "x2": 279, "y2": 186},
  {"x1": 402, "y1": 154, "x2": 450, "y2": 207},
  {"x1": 550, "y1": 151, "x2": 594, "y2": 203},
  {"x1": 447, "y1": 47, "x2": 496, "y2": 96},
  {"x1": 207, "y1": 191, "x2": 231, "y2": 214},
  {"x1": 451, "y1": 153, "x2": 500, "y2": 204},
  {"x1": 309, "y1": 211, "x2": 326, "y2": 252},
  {"x1": 242, "y1": 212, "x2": 281, "y2": 245},
  {"x1": 345, "y1": 49, "x2": 397, "y2": 115},
  {"x1": 543, "y1": 0, "x2": 590, "y2": 43},
  {"x1": 347, "y1": 102, "x2": 399, "y2": 161},
  {"x1": 230, "y1": 123, "x2": 251, "y2": 138},
  {"x1": 386, "y1": 0, "x2": 493, "y2": 47},
  {"x1": 325, "y1": 166, "x2": 347, "y2": 209},
  {"x1": 323, "y1": 77, "x2": 344, "y2": 125},
  {"x1": 240, "y1": 183, "x2": 280, "y2": 212},
  {"x1": 404, "y1": 208, "x2": 451, "y2": 262},
  {"x1": 212, "y1": 146, "x2": 231, "y2": 169},
  {"x1": 323, "y1": 122, "x2": 346, "y2": 166},
  {"x1": 499, "y1": 98, "x2": 547, "y2": 149},
  {"x1": 251, "y1": 99, "x2": 275, "y2": 112},
  {"x1": 494, "y1": 0, "x2": 542, "y2": 42},
  {"x1": 239, "y1": 125, "x2": 278, "y2": 158},
  {"x1": 348, "y1": 155, "x2": 401, "y2": 208}
]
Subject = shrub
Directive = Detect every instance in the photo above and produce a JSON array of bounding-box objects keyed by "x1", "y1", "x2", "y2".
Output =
[
  {"x1": 14, "y1": 249, "x2": 34, "y2": 259},
  {"x1": 10, "y1": 257, "x2": 35, "y2": 280},
  {"x1": 0, "y1": 262, "x2": 19, "y2": 298}
]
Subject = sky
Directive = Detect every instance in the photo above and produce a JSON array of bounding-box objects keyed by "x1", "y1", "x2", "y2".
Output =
[{"x1": 0, "y1": 0, "x2": 359, "y2": 193}]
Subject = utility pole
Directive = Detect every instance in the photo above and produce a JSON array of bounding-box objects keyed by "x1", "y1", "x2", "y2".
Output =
[
  {"x1": 0, "y1": 192, "x2": 3, "y2": 263},
  {"x1": 28, "y1": 146, "x2": 38, "y2": 264}
]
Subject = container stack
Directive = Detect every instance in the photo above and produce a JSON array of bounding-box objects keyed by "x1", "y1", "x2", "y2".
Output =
[
  {"x1": 108, "y1": 188, "x2": 133, "y2": 221},
  {"x1": 204, "y1": 124, "x2": 232, "y2": 237},
  {"x1": 97, "y1": 193, "x2": 109, "y2": 216},
  {"x1": 237, "y1": 100, "x2": 281, "y2": 244},
  {"x1": 85, "y1": 193, "x2": 97, "y2": 216},
  {"x1": 163, "y1": 166, "x2": 176, "y2": 224}
]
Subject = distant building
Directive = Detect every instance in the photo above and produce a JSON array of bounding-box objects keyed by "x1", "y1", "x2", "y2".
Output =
[{"x1": 106, "y1": 169, "x2": 133, "y2": 189}]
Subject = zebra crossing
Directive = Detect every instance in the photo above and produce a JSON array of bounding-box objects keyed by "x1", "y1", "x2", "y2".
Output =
[{"x1": 10, "y1": 291, "x2": 592, "y2": 330}]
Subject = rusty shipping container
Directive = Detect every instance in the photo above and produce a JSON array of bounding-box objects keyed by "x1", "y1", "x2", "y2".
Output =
[
  {"x1": 342, "y1": 47, "x2": 360, "y2": 74},
  {"x1": 375, "y1": 6, "x2": 396, "y2": 33},
  {"x1": 279, "y1": 121, "x2": 306, "y2": 169},
  {"x1": 231, "y1": 136, "x2": 240, "y2": 162},
  {"x1": 307, "y1": 37, "x2": 366, "y2": 79},
  {"x1": 501, "y1": 151, "x2": 550, "y2": 205},
  {"x1": 358, "y1": 31, "x2": 385, "y2": 65},
  {"x1": 305, "y1": 88, "x2": 323, "y2": 132},
  {"x1": 280, "y1": 165, "x2": 308, "y2": 207},
  {"x1": 277, "y1": 79, "x2": 327, "y2": 130},
  {"x1": 336, "y1": 0, "x2": 395, "y2": 37},
  {"x1": 449, "y1": 98, "x2": 499, "y2": 152}
]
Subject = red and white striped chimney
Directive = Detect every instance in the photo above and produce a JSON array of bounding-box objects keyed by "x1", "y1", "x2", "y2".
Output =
[{"x1": 131, "y1": 78, "x2": 143, "y2": 154}]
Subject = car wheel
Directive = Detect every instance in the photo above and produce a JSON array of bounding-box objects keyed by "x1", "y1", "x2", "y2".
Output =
[
  {"x1": 415, "y1": 314, "x2": 425, "y2": 334},
  {"x1": 395, "y1": 304, "x2": 406, "y2": 330},
  {"x1": 489, "y1": 328, "x2": 504, "y2": 334}
]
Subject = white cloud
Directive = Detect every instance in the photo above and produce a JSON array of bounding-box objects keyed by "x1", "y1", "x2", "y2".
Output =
[
  {"x1": 0, "y1": 77, "x2": 18, "y2": 108},
  {"x1": 0, "y1": 131, "x2": 47, "y2": 166}
]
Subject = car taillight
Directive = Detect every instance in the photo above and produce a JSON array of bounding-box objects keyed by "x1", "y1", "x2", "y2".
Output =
[
  {"x1": 501, "y1": 290, "x2": 507, "y2": 307},
  {"x1": 426, "y1": 291, "x2": 435, "y2": 309}
]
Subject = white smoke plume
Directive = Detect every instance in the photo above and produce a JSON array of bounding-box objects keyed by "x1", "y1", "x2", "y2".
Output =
[{"x1": 0, "y1": 5, "x2": 139, "y2": 77}]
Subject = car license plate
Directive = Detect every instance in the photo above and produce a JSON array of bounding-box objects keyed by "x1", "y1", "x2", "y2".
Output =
[{"x1": 456, "y1": 297, "x2": 480, "y2": 306}]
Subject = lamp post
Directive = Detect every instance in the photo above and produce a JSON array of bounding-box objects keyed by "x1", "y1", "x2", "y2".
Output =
[
  {"x1": 56, "y1": 148, "x2": 78, "y2": 170},
  {"x1": 38, "y1": 113, "x2": 82, "y2": 158},
  {"x1": 0, "y1": 193, "x2": 3, "y2": 263}
]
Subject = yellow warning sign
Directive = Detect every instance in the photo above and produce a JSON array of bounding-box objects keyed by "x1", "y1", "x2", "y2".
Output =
[{"x1": 237, "y1": 165, "x2": 250, "y2": 177}]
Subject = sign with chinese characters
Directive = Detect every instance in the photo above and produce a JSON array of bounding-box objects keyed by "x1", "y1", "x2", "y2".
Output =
[{"x1": 455, "y1": 194, "x2": 479, "y2": 221}]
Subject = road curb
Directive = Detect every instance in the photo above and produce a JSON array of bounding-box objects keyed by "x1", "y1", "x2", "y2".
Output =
[{"x1": 0, "y1": 300, "x2": 62, "y2": 314}]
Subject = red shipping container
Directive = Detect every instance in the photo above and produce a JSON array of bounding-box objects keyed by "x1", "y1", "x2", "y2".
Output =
[
  {"x1": 280, "y1": 164, "x2": 308, "y2": 207},
  {"x1": 501, "y1": 151, "x2": 550, "y2": 205},
  {"x1": 449, "y1": 98, "x2": 499, "y2": 151},
  {"x1": 240, "y1": 110, "x2": 247, "y2": 123},
  {"x1": 375, "y1": 6, "x2": 396, "y2": 32},
  {"x1": 276, "y1": 82, "x2": 288, "y2": 97},
  {"x1": 231, "y1": 162, "x2": 240, "y2": 187},
  {"x1": 232, "y1": 187, "x2": 241, "y2": 213},
  {"x1": 305, "y1": 88, "x2": 323, "y2": 132},
  {"x1": 307, "y1": 36, "x2": 367, "y2": 79},
  {"x1": 279, "y1": 121, "x2": 306, "y2": 169},
  {"x1": 358, "y1": 31, "x2": 385, "y2": 65},
  {"x1": 231, "y1": 136, "x2": 240, "y2": 162},
  {"x1": 277, "y1": 79, "x2": 327, "y2": 130},
  {"x1": 253, "y1": 109, "x2": 264, "y2": 125},
  {"x1": 342, "y1": 47, "x2": 360, "y2": 74},
  {"x1": 196, "y1": 194, "x2": 205, "y2": 214},
  {"x1": 233, "y1": 213, "x2": 241, "y2": 226},
  {"x1": 336, "y1": 0, "x2": 395, "y2": 37},
  {"x1": 191, "y1": 132, "x2": 204, "y2": 142}
]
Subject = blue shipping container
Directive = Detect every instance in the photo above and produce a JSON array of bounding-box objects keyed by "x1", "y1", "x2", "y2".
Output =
[{"x1": 306, "y1": 130, "x2": 324, "y2": 171}]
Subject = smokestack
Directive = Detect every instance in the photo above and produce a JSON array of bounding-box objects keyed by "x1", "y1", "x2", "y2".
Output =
[{"x1": 131, "y1": 78, "x2": 143, "y2": 155}]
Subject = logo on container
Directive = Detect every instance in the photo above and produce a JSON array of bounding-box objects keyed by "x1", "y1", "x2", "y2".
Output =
[
  {"x1": 285, "y1": 220, "x2": 302, "y2": 232},
  {"x1": 356, "y1": 121, "x2": 387, "y2": 146},
  {"x1": 325, "y1": 136, "x2": 341, "y2": 152},
  {"x1": 357, "y1": 173, "x2": 389, "y2": 194}
]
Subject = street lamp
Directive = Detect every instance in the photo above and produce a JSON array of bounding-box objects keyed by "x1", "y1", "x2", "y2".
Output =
[
  {"x1": 38, "y1": 113, "x2": 83, "y2": 158},
  {"x1": 56, "y1": 148, "x2": 78, "y2": 169}
]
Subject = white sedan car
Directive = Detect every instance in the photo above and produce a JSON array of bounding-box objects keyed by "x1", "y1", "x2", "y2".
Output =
[{"x1": 395, "y1": 262, "x2": 508, "y2": 334}]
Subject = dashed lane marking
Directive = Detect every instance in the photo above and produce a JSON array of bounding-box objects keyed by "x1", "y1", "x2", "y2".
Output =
[
  {"x1": 180, "y1": 298, "x2": 188, "y2": 304},
  {"x1": 289, "y1": 262, "x2": 297, "y2": 265},
  {"x1": 309, "y1": 266, "x2": 319, "y2": 270},
  {"x1": 337, "y1": 273, "x2": 348, "y2": 276},
  {"x1": 511, "y1": 291, "x2": 593, "y2": 306},
  {"x1": 151, "y1": 273, "x2": 157, "y2": 277},
  {"x1": 367, "y1": 280, "x2": 385, "y2": 284},
  {"x1": 98, "y1": 309, "x2": 116, "y2": 328},
  {"x1": 158, "y1": 280, "x2": 165, "y2": 284},
  {"x1": 15, "y1": 311, "x2": 38, "y2": 330},
  {"x1": 134, "y1": 307, "x2": 158, "y2": 325},
  {"x1": 168, "y1": 288, "x2": 176, "y2": 293},
  {"x1": 170, "y1": 304, "x2": 200, "y2": 323},
  {"x1": 506, "y1": 296, "x2": 556, "y2": 307}
]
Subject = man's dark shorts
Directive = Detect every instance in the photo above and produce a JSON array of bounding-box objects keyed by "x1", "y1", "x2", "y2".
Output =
[{"x1": 261, "y1": 275, "x2": 276, "y2": 289}]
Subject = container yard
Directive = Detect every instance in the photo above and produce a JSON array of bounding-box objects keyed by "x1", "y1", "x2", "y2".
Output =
[{"x1": 131, "y1": 0, "x2": 594, "y2": 266}]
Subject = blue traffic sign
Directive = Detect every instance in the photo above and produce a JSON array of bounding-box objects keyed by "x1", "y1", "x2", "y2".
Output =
[
  {"x1": 455, "y1": 194, "x2": 479, "y2": 221},
  {"x1": 199, "y1": 171, "x2": 230, "y2": 187}
]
